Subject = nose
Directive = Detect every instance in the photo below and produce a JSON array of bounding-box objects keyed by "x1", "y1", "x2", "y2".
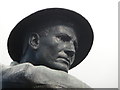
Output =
[
  {"x1": 64, "y1": 50, "x2": 75, "y2": 57},
  {"x1": 64, "y1": 41, "x2": 75, "y2": 57}
]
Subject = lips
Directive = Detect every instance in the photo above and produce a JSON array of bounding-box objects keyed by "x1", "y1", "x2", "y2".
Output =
[{"x1": 56, "y1": 56, "x2": 71, "y2": 66}]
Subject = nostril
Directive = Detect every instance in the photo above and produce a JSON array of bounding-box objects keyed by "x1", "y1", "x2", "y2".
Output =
[{"x1": 64, "y1": 51, "x2": 75, "y2": 57}]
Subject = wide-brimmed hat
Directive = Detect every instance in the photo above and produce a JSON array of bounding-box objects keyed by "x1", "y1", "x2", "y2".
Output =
[{"x1": 7, "y1": 8, "x2": 94, "y2": 69}]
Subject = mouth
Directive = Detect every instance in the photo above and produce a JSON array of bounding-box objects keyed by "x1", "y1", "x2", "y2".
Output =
[{"x1": 56, "y1": 56, "x2": 70, "y2": 66}]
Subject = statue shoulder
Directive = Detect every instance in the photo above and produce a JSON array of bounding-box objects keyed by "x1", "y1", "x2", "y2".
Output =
[{"x1": 1, "y1": 63, "x2": 92, "y2": 88}]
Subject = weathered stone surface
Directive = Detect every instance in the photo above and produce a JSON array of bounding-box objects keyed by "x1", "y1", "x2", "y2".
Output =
[{"x1": 1, "y1": 63, "x2": 90, "y2": 88}]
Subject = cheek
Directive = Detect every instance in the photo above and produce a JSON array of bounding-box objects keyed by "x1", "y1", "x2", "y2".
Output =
[
  {"x1": 48, "y1": 44, "x2": 59, "y2": 58},
  {"x1": 46, "y1": 37, "x2": 60, "y2": 52},
  {"x1": 52, "y1": 37, "x2": 65, "y2": 50},
  {"x1": 43, "y1": 41, "x2": 59, "y2": 58},
  {"x1": 40, "y1": 37, "x2": 61, "y2": 59}
]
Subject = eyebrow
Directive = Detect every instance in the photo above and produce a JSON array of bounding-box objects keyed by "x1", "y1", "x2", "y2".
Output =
[
  {"x1": 56, "y1": 33, "x2": 71, "y2": 38},
  {"x1": 56, "y1": 33, "x2": 72, "y2": 40},
  {"x1": 56, "y1": 33, "x2": 78, "y2": 43}
]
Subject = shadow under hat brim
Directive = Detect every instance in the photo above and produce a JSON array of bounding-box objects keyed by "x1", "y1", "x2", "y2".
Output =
[{"x1": 7, "y1": 8, "x2": 94, "y2": 69}]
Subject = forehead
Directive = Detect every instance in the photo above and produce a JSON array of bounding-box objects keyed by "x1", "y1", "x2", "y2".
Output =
[{"x1": 46, "y1": 25, "x2": 77, "y2": 38}]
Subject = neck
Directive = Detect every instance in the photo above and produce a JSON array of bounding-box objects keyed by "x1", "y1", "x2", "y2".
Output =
[{"x1": 20, "y1": 49, "x2": 37, "y2": 65}]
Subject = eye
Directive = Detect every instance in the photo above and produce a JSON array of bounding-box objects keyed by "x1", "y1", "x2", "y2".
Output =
[{"x1": 56, "y1": 34, "x2": 71, "y2": 42}]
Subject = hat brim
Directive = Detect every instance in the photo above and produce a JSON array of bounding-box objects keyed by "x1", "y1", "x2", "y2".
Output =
[{"x1": 7, "y1": 8, "x2": 94, "y2": 69}]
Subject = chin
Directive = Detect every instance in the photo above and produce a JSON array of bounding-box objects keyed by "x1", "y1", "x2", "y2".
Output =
[
  {"x1": 45, "y1": 61, "x2": 69, "y2": 73},
  {"x1": 52, "y1": 65, "x2": 69, "y2": 73},
  {"x1": 60, "y1": 68, "x2": 68, "y2": 73},
  {"x1": 46, "y1": 65, "x2": 69, "y2": 73}
]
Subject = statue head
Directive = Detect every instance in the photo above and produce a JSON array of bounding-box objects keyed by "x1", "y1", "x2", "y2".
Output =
[{"x1": 7, "y1": 8, "x2": 94, "y2": 72}]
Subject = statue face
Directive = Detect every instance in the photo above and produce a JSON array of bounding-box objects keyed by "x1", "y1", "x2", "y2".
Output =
[{"x1": 36, "y1": 25, "x2": 78, "y2": 72}]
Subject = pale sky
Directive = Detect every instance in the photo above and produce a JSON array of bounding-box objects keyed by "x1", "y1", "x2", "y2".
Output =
[{"x1": 0, "y1": 0, "x2": 118, "y2": 88}]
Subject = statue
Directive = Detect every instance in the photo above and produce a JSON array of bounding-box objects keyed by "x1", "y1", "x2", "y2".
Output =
[{"x1": 1, "y1": 8, "x2": 94, "y2": 89}]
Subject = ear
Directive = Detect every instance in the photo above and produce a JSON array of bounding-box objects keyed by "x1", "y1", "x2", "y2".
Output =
[{"x1": 29, "y1": 33, "x2": 40, "y2": 49}]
